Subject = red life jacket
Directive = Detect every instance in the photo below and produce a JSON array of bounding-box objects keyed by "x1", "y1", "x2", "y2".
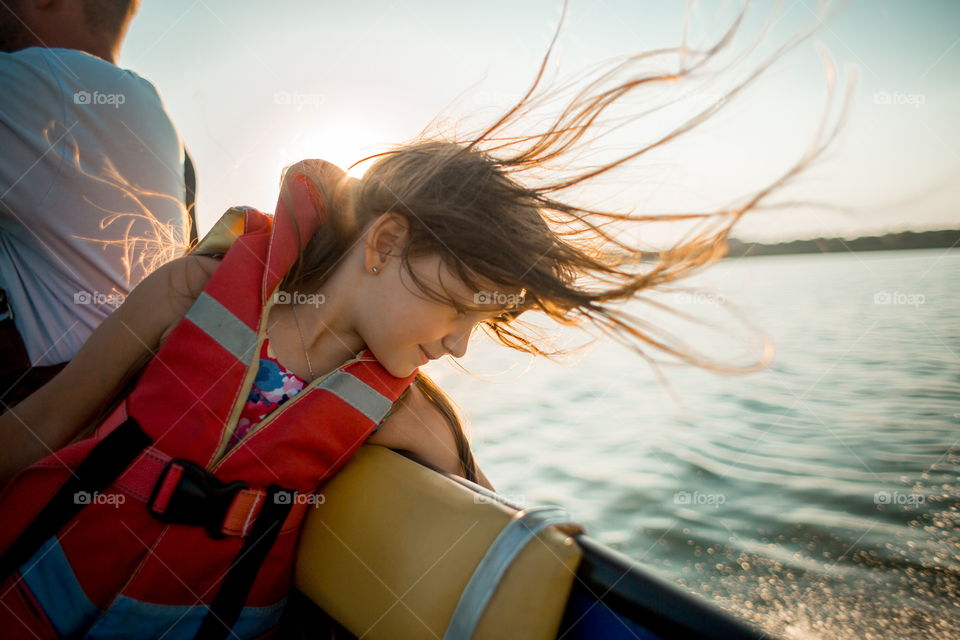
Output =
[{"x1": 0, "y1": 161, "x2": 418, "y2": 639}]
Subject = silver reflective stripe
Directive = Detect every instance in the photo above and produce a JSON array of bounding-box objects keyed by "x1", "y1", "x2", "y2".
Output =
[
  {"x1": 184, "y1": 292, "x2": 258, "y2": 366},
  {"x1": 442, "y1": 506, "x2": 575, "y2": 640},
  {"x1": 319, "y1": 370, "x2": 393, "y2": 424}
]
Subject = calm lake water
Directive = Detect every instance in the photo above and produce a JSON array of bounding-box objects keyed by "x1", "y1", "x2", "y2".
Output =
[{"x1": 425, "y1": 248, "x2": 959, "y2": 640}]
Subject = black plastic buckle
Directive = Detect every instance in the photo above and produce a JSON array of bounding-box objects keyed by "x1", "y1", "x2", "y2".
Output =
[{"x1": 147, "y1": 458, "x2": 247, "y2": 539}]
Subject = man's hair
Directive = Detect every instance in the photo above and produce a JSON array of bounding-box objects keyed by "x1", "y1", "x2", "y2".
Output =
[
  {"x1": 0, "y1": 0, "x2": 34, "y2": 52},
  {"x1": 0, "y1": 0, "x2": 139, "y2": 52},
  {"x1": 82, "y1": 0, "x2": 139, "y2": 39}
]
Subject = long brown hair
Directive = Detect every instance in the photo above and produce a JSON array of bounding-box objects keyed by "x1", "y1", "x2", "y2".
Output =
[{"x1": 244, "y1": 1, "x2": 856, "y2": 482}]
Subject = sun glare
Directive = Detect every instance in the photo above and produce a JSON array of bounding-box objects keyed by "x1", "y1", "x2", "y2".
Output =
[{"x1": 273, "y1": 120, "x2": 393, "y2": 180}]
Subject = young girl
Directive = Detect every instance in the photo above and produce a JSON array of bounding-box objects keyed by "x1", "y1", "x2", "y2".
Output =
[
  {"x1": 0, "y1": 160, "x2": 505, "y2": 492},
  {"x1": 0, "y1": 2, "x2": 850, "y2": 638}
]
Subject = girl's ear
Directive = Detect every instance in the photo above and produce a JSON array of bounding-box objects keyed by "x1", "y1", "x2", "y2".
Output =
[{"x1": 365, "y1": 212, "x2": 410, "y2": 265}]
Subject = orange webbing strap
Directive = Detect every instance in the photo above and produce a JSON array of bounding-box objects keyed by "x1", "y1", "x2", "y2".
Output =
[{"x1": 222, "y1": 487, "x2": 308, "y2": 536}]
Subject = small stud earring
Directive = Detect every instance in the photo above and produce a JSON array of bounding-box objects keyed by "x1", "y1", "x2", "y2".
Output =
[{"x1": 371, "y1": 266, "x2": 379, "y2": 274}]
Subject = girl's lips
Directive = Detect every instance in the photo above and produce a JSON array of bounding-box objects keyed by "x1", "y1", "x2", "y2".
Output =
[{"x1": 418, "y1": 345, "x2": 430, "y2": 365}]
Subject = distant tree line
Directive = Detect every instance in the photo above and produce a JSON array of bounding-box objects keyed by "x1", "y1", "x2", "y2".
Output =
[{"x1": 723, "y1": 229, "x2": 960, "y2": 258}]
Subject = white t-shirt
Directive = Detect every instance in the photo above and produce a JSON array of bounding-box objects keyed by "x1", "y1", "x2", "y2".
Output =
[{"x1": 0, "y1": 47, "x2": 188, "y2": 366}]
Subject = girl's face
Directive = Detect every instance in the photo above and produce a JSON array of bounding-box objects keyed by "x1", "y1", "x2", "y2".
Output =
[{"x1": 355, "y1": 251, "x2": 520, "y2": 378}]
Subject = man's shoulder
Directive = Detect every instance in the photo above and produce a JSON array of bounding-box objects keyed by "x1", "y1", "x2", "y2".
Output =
[
  {"x1": 1, "y1": 46, "x2": 113, "y2": 77},
  {"x1": 0, "y1": 47, "x2": 62, "y2": 94},
  {"x1": 1, "y1": 47, "x2": 162, "y2": 100}
]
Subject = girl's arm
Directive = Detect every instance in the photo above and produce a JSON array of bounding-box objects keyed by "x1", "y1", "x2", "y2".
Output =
[
  {"x1": 368, "y1": 385, "x2": 497, "y2": 491},
  {"x1": 370, "y1": 390, "x2": 589, "y2": 534},
  {"x1": 473, "y1": 464, "x2": 495, "y2": 491},
  {"x1": 0, "y1": 255, "x2": 220, "y2": 487}
]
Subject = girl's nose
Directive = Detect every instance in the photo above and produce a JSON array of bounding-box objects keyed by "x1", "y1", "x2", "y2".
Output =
[{"x1": 442, "y1": 324, "x2": 474, "y2": 359}]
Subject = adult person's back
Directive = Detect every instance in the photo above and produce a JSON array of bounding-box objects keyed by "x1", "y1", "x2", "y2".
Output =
[{"x1": 0, "y1": 0, "x2": 197, "y2": 408}]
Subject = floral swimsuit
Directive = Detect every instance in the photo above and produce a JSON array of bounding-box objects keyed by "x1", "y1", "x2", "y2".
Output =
[{"x1": 224, "y1": 337, "x2": 385, "y2": 452}]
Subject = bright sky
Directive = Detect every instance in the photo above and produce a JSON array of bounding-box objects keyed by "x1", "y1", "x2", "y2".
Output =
[{"x1": 118, "y1": 0, "x2": 960, "y2": 244}]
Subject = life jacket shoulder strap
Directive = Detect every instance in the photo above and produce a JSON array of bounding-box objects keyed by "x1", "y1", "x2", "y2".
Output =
[{"x1": 189, "y1": 206, "x2": 258, "y2": 258}]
